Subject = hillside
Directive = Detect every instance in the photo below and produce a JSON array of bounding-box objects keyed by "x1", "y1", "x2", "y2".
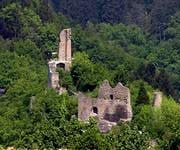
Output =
[
  {"x1": 51, "y1": 0, "x2": 180, "y2": 35},
  {"x1": 0, "y1": 0, "x2": 180, "y2": 149}
]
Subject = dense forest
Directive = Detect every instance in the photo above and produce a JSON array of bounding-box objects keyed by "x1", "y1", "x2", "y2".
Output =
[
  {"x1": 52, "y1": 0, "x2": 180, "y2": 36},
  {"x1": 0, "y1": 0, "x2": 180, "y2": 149}
]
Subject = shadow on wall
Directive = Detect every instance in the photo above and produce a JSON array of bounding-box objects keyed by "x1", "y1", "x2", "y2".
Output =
[{"x1": 103, "y1": 105, "x2": 128, "y2": 122}]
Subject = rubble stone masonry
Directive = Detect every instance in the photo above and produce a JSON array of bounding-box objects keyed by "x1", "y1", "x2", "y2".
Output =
[{"x1": 78, "y1": 80, "x2": 133, "y2": 132}]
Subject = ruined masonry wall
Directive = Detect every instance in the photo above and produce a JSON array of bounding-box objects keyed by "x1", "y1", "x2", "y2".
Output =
[
  {"x1": 78, "y1": 80, "x2": 133, "y2": 132},
  {"x1": 48, "y1": 29, "x2": 72, "y2": 93},
  {"x1": 153, "y1": 92, "x2": 162, "y2": 108}
]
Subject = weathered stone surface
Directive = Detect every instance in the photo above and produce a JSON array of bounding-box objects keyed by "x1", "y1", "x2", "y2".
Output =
[
  {"x1": 48, "y1": 29, "x2": 72, "y2": 94},
  {"x1": 153, "y1": 92, "x2": 162, "y2": 108},
  {"x1": 58, "y1": 28, "x2": 72, "y2": 71},
  {"x1": 98, "y1": 119, "x2": 117, "y2": 133},
  {"x1": 48, "y1": 61, "x2": 60, "y2": 90},
  {"x1": 78, "y1": 80, "x2": 133, "y2": 132},
  {"x1": 98, "y1": 80, "x2": 112, "y2": 99}
]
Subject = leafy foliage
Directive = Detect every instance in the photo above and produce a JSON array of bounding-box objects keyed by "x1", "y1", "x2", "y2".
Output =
[
  {"x1": 136, "y1": 82, "x2": 150, "y2": 105},
  {"x1": 71, "y1": 52, "x2": 111, "y2": 91},
  {"x1": 0, "y1": 1, "x2": 180, "y2": 149}
]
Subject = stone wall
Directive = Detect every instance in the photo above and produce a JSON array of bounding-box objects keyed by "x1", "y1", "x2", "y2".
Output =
[
  {"x1": 153, "y1": 92, "x2": 162, "y2": 108},
  {"x1": 48, "y1": 61, "x2": 60, "y2": 90},
  {"x1": 78, "y1": 80, "x2": 132, "y2": 132},
  {"x1": 58, "y1": 28, "x2": 72, "y2": 71}
]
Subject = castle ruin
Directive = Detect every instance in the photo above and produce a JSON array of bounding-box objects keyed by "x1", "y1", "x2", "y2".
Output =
[
  {"x1": 48, "y1": 29, "x2": 72, "y2": 94},
  {"x1": 48, "y1": 29, "x2": 133, "y2": 132},
  {"x1": 78, "y1": 80, "x2": 133, "y2": 132}
]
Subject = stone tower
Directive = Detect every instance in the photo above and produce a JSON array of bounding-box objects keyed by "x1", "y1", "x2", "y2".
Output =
[
  {"x1": 48, "y1": 29, "x2": 72, "y2": 94},
  {"x1": 58, "y1": 29, "x2": 72, "y2": 71}
]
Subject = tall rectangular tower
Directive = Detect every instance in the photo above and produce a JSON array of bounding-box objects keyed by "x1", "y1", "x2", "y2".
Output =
[
  {"x1": 48, "y1": 28, "x2": 72, "y2": 94},
  {"x1": 58, "y1": 29, "x2": 72, "y2": 63}
]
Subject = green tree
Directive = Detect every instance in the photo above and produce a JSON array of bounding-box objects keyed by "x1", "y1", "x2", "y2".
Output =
[
  {"x1": 38, "y1": 23, "x2": 58, "y2": 54},
  {"x1": 71, "y1": 52, "x2": 111, "y2": 91},
  {"x1": 57, "y1": 68, "x2": 75, "y2": 92},
  {"x1": 0, "y1": 3, "x2": 42, "y2": 39},
  {"x1": 106, "y1": 123, "x2": 150, "y2": 150},
  {"x1": 12, "y1": 39, "x2": 42, "y2": 60},
  {"x1": 136, "y1": 82, "x2": 150, "y2": 105}
]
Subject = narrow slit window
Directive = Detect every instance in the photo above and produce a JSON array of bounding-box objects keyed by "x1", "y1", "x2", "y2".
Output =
[
  {"x1": 92, "y1": 107, "x2": 98, "y2": 114},
  {"x1": 110, "y1": 94, "x2": 113, "y2": 100}
]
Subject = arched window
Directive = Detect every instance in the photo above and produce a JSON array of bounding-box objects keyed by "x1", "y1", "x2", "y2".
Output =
[{"x1": 57, "y1": 63, "x2": 65, "y2": 70}]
